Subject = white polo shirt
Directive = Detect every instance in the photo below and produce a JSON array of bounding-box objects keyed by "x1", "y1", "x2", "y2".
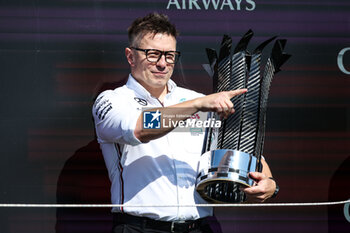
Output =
[{"x1": 92, "y1": 74, "x2": 212, "y2": 221}]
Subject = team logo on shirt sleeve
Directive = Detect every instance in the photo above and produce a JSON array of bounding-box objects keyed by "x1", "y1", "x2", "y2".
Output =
[
  {"x1": 94, "y1": 96, "x2": 113, "y2": 120},
  {"x1": 143, "y1": 110, "x2": 161, "y2": 129}
]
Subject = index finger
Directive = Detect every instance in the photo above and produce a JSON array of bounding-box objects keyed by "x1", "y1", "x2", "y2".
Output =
[{"x1": 227, "y1": 88, "x2": 248, "y2": 98}]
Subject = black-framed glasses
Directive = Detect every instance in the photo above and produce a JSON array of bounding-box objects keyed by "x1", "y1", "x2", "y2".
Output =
[{"x1": 130, "y1": 47, "x2": 181, "y2": 64}]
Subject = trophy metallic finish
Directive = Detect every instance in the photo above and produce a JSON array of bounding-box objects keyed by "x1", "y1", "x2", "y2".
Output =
[{"x1": 196, "y1": 30, "x2": 291, "y2": 203}]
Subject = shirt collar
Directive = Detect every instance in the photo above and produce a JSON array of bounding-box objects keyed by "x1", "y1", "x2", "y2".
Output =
[{"x1": 126, "y1": 74, "x2": 177, "y2": 100}]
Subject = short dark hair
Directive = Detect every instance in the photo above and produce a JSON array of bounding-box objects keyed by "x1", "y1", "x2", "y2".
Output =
[{"x1": 128, "y1": 13, "x2": 179, "y2": 46}]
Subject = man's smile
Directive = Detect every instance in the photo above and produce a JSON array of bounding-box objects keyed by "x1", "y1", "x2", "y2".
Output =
[{"x1": 151, "y1": 71, "x2": 168, "y2": 76}]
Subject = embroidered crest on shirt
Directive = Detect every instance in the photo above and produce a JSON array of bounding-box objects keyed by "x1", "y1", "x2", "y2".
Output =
[{"x1": 134, "y1": 97, "x2": 148, "y2": 106}]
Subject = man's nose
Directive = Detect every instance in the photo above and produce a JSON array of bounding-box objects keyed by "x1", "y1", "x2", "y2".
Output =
[{"x1": 156, "y1": 54, "x2": 167, "y2": 67}]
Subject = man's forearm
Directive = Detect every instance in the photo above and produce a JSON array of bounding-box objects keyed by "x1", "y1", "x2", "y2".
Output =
[
  {"x1": 261, "y1": 158, "x2": 273, "y2": 178},
  {"x1": 134, "y1": 89, "x2": 247, "y2": 143}
]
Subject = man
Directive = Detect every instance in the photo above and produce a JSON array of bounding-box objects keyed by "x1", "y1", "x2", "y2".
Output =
[{"x1": 93, "y1": 13, "x2": 277, "y2": 233}]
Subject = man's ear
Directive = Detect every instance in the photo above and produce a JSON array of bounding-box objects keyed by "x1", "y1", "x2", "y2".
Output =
[{"x1": 125, "y1": 47, "x2": 135, "y2": 67}]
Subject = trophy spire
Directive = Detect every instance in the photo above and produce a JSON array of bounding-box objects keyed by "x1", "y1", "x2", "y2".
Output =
[{"x1": 198, "y1": 31, "x2": 291, "y2": 203}]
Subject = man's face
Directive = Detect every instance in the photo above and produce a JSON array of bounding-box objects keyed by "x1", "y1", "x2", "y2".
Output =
[{"x1": 127, "y1": 33, "x2": 177, "y2": 93}]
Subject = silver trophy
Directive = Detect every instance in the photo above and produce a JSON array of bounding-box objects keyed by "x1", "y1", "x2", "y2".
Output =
[{"x1": 196, "y1": 30, "x2": 291, "y2": 203}]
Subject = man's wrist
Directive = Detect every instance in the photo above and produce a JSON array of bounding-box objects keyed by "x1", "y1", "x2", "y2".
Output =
[
  {"x1": 268, "y1": 177, "x2": 279, "y2": 198},
  {"x1": 191, "y1": 97, "x2": 202, "y2": 111}
]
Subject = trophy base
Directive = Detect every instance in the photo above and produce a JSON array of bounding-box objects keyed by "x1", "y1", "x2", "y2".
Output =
[
  {"x1": 196, "y1": 180, "x2": 247, "y2": 203},
  {"x1": 196, "y1": 149, "x2": 258, "y2": 203}
]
